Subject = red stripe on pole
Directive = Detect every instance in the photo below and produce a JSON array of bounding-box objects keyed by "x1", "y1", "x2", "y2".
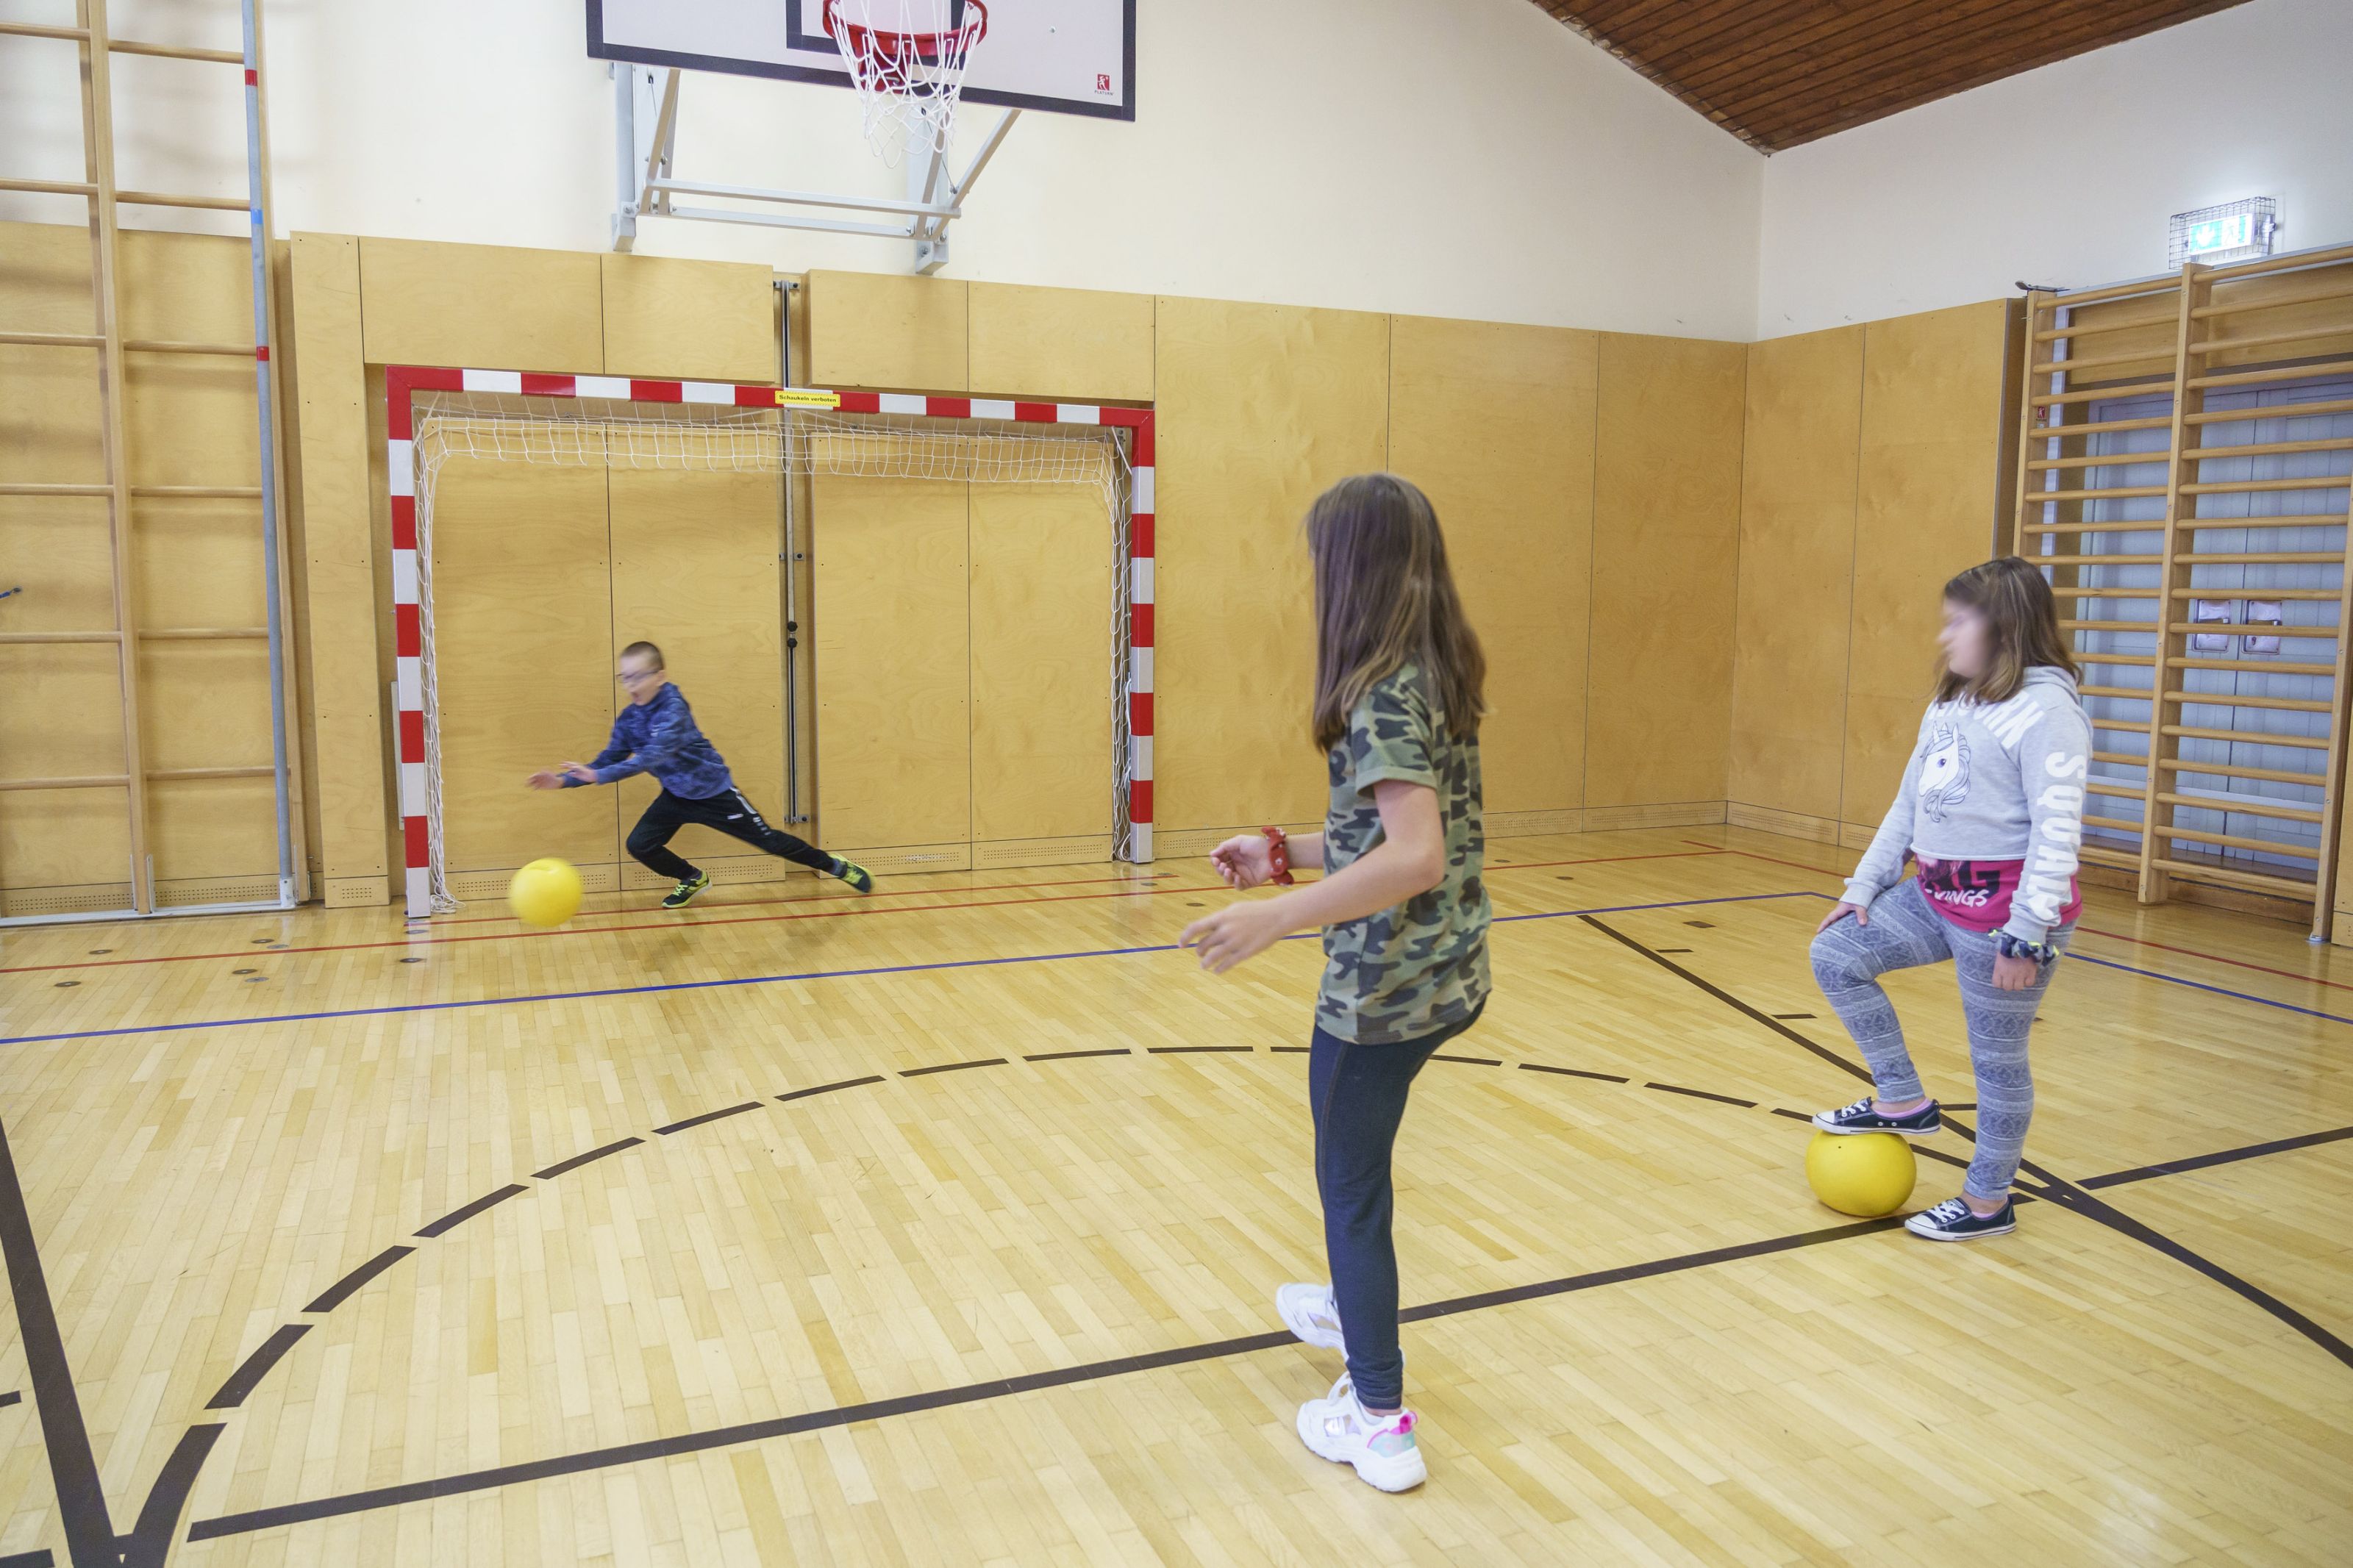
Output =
[
  {"x1": 1129, "y1": 692, "x2": 1153, "y2": 734},
  {"x1": 393, "y1": 365, "x2": 465, "y2": 393},
  {"x1": 1013, "y1": 401, "x2": 1057, "y2": 423},
  {"x1": 629, "y1": 379, "x2": 682, "y2": 402},
  {"x1": 1130, "y1": 515, "x2": 1153, "y2": 556},
  {"x1": 927, "y1": 396, "x2": 971, "y2": 419},
  {"x1": 836, "y1": 391, "x2": 882, "y2": 413},
  {"x1": 1130, "y1": 603, "x2": 1154, "y2": 646},
  {"x1": 403, "y1": 815, "x2": 430, "y2": 865},
  {"x1": 385, "y1": 391, "x2": 413, "y2": 441},
  {"x1": 1099, "y1": 407, "x2": 1149, "y2": 428},
  {"x1": 520, "y1": 373, "x2": 576, "y2": 397},
  {"x1": 1129, "y1": 781, "x2": 1152, "y2": 822},
  {"x1": 734, "y1": 384, "x2": 773, "y2": 407},
  {"x1": 1130, "y1": 418, "x2": 1154, "y2": 467},
  {"x1": 254, "y1": 345, "x2": 269, "y2": 361},
  {"x1": 243, "y1": 68, "x2": 256, "y2": 85},
  {"x1": 398, "y1": 708, "x2": 426, "y2": 763},
  {"x1": 394, "y1": 602, "x2": 421, "y2": 658},
  {"x1": 390, "y1": 495, "x2": 417, "y2": 551}
]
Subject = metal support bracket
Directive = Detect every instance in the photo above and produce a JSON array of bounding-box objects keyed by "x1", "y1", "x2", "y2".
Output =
[{"x1": 610, "y1": 64, "x2": 1018, "y2": 272}]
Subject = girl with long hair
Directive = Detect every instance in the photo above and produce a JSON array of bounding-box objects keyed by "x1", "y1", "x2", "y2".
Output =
[
  {"x1": 1809, "y1": 556, "x2": 2089, "y2": 1240},
  {"x1": 1181, "y1": 472, "x2": 1490, "y2": 1492}
]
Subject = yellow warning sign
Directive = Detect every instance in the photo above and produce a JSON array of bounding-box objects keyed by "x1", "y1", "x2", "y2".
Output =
[{"x1": 776, "y1": 387, "x2": 841, "y2": 409}]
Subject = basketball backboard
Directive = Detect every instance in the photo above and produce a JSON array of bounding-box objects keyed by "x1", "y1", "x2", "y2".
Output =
[{"x1": 587, "y1": 0, "x2": 1136, "y2": 121}]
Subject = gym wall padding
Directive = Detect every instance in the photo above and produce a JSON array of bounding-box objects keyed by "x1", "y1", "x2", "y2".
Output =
[
  {"x1": 357, "y1": 237, "x2": 606, "y2": 373},
  {"x1": 1585, "y1": 333, "x2": 1749, "y2": 815},
  {"x1": 0, "y1": 221, "x2": 299, "y2": 916},
  {"x1": 1389, "y1": 315, "x2": 1597, "y2": 834},
  {"x1": 969, "y1": 282, "x2": 1155, "y2": 404},
  {"x1": 1728, "y1": 326, "x2": 1865, "y2": 834},
  {"x1": 808, "y1": 269, "x2": 969, "y2": 392},
  {"x1": 599, "y1": 253, "x2": 777, "y2": 383}
]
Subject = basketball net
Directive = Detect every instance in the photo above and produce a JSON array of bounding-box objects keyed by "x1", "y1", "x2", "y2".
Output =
[{"x1": 822, "y1": 0, "x2": 988, "y2": 166}]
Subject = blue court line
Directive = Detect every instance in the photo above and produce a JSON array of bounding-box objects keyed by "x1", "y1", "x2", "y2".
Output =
[
  {"x1": 0, "y1": 891, "x2": 1818, "y2": 1048},
  {"x1": 1796, "y1": 890, "x2": 2353, "y2": 1029}
]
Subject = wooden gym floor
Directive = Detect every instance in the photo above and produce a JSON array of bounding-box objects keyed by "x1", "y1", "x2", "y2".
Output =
[{"x1": 0, "y1": 825, "x2": 2346, "y2": 1566}]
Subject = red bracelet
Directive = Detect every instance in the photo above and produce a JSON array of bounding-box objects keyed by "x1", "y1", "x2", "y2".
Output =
[{"x1": 1261, "y1": 826, "x2": 1296, "y2": 885}]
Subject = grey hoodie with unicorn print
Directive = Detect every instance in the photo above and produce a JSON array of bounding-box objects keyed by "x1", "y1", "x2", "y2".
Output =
[{"x1": 1843, "y1": 666, "x2": 2090, "y2": 946}]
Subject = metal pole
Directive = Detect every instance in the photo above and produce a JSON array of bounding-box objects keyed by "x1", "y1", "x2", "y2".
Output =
[
  {"x1": 242, "y1": 0, "x2": 294, "y2": 906},
  {"x1": 611, "y1": 63, "x2": 638, "y2": 251},
  {"x1": 777, "y1": 279, "x2": 808, "y2": 823}
]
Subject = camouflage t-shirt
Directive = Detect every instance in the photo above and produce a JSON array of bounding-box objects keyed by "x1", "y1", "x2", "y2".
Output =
[{"x1": 1315, "y1": 662, "x2": 1490, "y2": 1044}]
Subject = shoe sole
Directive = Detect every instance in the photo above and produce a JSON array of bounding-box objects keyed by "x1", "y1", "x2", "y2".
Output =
[
  {"x1": 1907, "y1": 1217, "x2": 2015, "y2": 1242},
  {"x1": 1295, "y1": 1407, "x2": 1426, "y2": 1492},
  {"x1": 1811, "y1": 1117, "x2": 1942, "y2": 1139},
  {"x1": 663, "y1": 885, "x2": 710, "y2": 909},
  {"x1": 1275, "y1": 1286, "x2": 1345, "y2": 1352}
]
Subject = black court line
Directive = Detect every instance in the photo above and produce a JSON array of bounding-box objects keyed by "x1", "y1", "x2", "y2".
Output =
[
  {"x1": 2081, "y1": 1124, "x2": 2353, "y2": 1189},
  {"x1": 531, "y1": 1137, "x2": 645, "y2": 1180},
  {"x1": 1431, "y1": 1054, "x2": 1502, "y2": 1066},
  {"x1": 0, "y1": 1550, "x2": 52, "y2": 1567},
  {"x1": 1147, "y1": 1045, "x2": 1252, "y2": 1055},
  {"x1": 205, "y1": 1325, "x2": 311, "y2": 1410},
  {"x1": 1025, "y1": 1048, "x2": 1132, "y2": 1062},
  {"x1": 776, "y1": 1075, "x2": 885, "y2": 1103},
  {"x1": 185, "y1": 1212, "x2": 1907, "y2": 1540},
  {"x1": 414, "y1": 1183, "x2": 529, "y2": 1239},
  {"x1": 0, "y1": 1114, "x2": 117, "y2": 1564},
  {"x1": 1518, "y1": 1064, "x2": 1629, "y2": 1083},
  {"x1": 119, "y1": 1422, "x2": 223, "y2": 1568},
  {"x1": 1645, "y1": 1082, "x2": 1756, "y2": 1108},
  {"x1": 654, "y1": 1102, "x2": 761, "y2": 1136},
  {"x1": 1771, "y1": 1013, "x2": 1814, "y2": 1020},
  {"x1": 1581, "y1": 915, "x2": 1872, "y2": 1084},
  {"x1": 0, "y1": 1390, "x2": 17, "y2": 1408},
  {"x1": 302, "y1": 1246, "x2": 416, "y2": 1314},
  {"x1": 901, "y1": 1059, "x2": 1007, "y2": 1078},
  {"x1": 1271, "y1": 1046, "x2": 1310, "y2": 1054}
]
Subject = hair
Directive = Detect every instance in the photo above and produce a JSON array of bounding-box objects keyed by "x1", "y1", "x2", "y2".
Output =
[
  {"x1": 619, "y1": 640, "x2": 665, "y2": 670},
  {"x1": 1306, "y1": 473, "x2": 1486, "y2": 753},
  {"x1": 1932, "y1": 556, "x2": 2079, "y2": 705}
]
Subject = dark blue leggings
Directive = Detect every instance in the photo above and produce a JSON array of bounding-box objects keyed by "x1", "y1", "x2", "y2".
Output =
[{"x1": 1308, "y1": 1003, "x2": 1484, "y2": 1409}]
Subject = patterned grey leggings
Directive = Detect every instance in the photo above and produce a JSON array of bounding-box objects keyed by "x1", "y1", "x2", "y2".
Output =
[{"x1": 1808, "y1": 877, "x2": 2073, "y2": 1202}]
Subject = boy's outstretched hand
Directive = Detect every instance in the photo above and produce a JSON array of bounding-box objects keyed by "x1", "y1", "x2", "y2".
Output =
[{"x1": 526, "y1": 762, "x2": 598, "y2": 790}]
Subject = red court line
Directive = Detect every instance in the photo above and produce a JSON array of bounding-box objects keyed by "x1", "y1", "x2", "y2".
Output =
[
  {"x1": 2, "y1": 848, "x2": 1728, "y2": 975},
  {"x1": 424, "y1": 870, "x2": 1168, "y2": 927},
  {"x1": 1683, "y1": 839, "x2": 1847, "y2": 878}
]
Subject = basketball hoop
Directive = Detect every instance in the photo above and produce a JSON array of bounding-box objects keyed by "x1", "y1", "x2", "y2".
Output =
[{"x1": 823, "y1": 0, "x2": 989, "y2": 166}]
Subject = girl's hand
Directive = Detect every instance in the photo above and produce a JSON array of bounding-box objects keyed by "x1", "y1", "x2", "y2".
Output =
[
  {"x1": 1815, "y1": 901, "x2": 1868, "y2": 935},
  {"x1": 1210, "y1": 833, "x2": 1274, "y2": 889},
  {"x1": 1990, "y1": 951, "x2": 2040, "y2": 992},
  {"x1": 1181, "y1": 898, "x2": 1290, "y2": 974}
]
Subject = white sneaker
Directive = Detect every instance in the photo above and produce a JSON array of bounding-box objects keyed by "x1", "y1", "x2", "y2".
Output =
[
  {"x1": 1296, "y1": 1374, "x2": 1427, "y2": 1492},
  {"x1": 1276, "y1": 1282, "x2": 1346, "y2": 1350}
]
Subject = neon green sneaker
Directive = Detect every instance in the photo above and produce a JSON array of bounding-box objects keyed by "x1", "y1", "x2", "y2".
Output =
[
  {"x1": 831, "y1": 856, "x2": 874, "y2": 894},
  {"x1": 661, "y1": 873, "x2": 711, "y2": 909}
]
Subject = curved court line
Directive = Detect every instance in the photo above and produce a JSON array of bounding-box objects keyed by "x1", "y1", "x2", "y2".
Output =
[{"x1": 0, "y1": 890, "x2": 1818, "y2": 1048}]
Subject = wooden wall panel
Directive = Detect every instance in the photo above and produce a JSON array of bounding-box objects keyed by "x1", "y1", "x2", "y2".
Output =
[
  {"x1": 601, "y1": 254, "x2": 777, "y2": 383},
  {"x1": 607, "y1": 468, "x2": 787, "y2": 885},
  {"x1": 1151, "y1": 297, "x2": 1390, "y2": 839},
  {"x1": 359, "y1": 237, "x2": 604, "y2": 372},
  {"x1": 813, "y1": 477, "x2": 970, "y2": 859},
  {"x1": 1729, "y1": 326, "x2": 1864, "y2": 824},
  {"x1": 970, "y1": 483, "x2": 1114, "y2": 858},
  {"x1": 1841, "y1": 301, "x2": 2013, "y2": 831},
  {"x1": 968, "y1": 283, "x2": 1154, "y2": 403},
  {"x1": 1389, "y1": 315, "x2": 1597, "y2": 825},
  {"x1": 287, "y1": 232, "x2": 389, "y2": 906},
  {"x1": 807, "y1": 271, "x2": 968, "y2": 392},
  {"x1": 1586, "y1": 334, "x2": 1749, "y2": 809},
  {"x1": 428, "y1": 459, "x2": 616, "y2": 879}
]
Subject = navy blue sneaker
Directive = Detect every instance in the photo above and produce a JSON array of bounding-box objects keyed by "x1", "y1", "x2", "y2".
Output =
[
  {"x1": 1905, "y1": 1196, "x2": 2016, "y2": 1242},
  {"x1": 1812, "y1": 1094, "x2": 1941, "y2": 1138}
]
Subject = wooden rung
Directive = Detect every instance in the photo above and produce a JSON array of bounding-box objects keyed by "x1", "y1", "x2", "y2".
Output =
[
  {"x1": 2185, "y1": 396, "x2": 2353, "y2": 426},
  {"x1": 2174, "y1": 551, "x2": 2344, "y2": 566},
  {"x1": 2182, "y1": 515, "x2": 2352, "y2": 530},
  {"x1": 2160, "y1": 757, "x2": 2321, "y2": 785},
  {"x1": 2026, "y1": 454, "x2": 2169, "y2": 472},
  {"x1": 2179, "y1": 476, "x2": 2351, "y2": 496},
  {"x1": 124, "y1": 338, "x2": 254, "y2": 357},
  {"x1": 2189, "y1": 359, "x2": 2353, "y2": 391},
  {"x1": 139, "y1": 627, "x2": 268, "y2": 640},
  {"x1": 2168, "y1": 621, "x2": 2338, "y2": 635},
  {"x1": 2168, "y1": 587, "x2": 2341, "y2": 601},
  {"x1": 2156, "y1": 823, "x2": 2322, "y2": 859},
  {"x1": 2186, "y1": 437, "x2": 2353, "y2": 464},
  {"x1": 2032, "y1": 380, "x2": 2175, "y2": 409},
  {"x1": 2211, "y1": 241, "x2": 2353, "y2": 279},
  {"x1": 2086, "y1": 780, "x2": 2145, "y2": 798},
  {"x1": 0, "y1": 482, "x2": 110, "y2": 497},
  {"x1": 2030, "y1": 346, "x2": 2176, "y2": 376},
  {"x1": 2177, "y1": 655, "x2": 2337, "y2": 675},
  {"x1": 2189, "y1": 323, "x2": 2353, "y2": 356},
  {"x1": 129, "y1": 485, "x2": 263, "y2": 500},
  {"x1": 0, "y1": 630, "x2": 120, "y2": 644},
  {"x1": 0, "y1": 176, "x2": 97, "y2": 198},
  {"x1": 2083, "y1": 814, "x2": 2144, "y2": 834},
  {"x1": 2052, "y1": 587, "x2": 2160, "y2": 600},
  {"x1": 115, "y1": 189, "x2": 247, "y2": 212},
  {"x1": 2193, "y1": 277, "x2": 2353, "y2": 320},
  {"x1": 2079, "y1": 685, "x2": 2152, "y2": 700},
  {"x1": 2091, "y1": 751, "x2": 2146, "y2": 767},
  {"x1": 2062, "y1": 619, "x2": 2159, "y2": 632},
  {"x1": 2038, "y1": 276, "x2": 2182, "y2": 311},
  {"x1": 147, "y1": 765, "x2": 273, "y2": 781},
  {"x1": 2157, "y1": 790, "x2": 2325, "y2": 823},
  {"x1": 2077, "y1": 652, "x2": 2157, "y2": 667},
  {"x1": 2162, "y1": 723, "x2": 2330, "y2": 750},
  {"x1": 108, "y1": 37, "x2": 245, "y2": 64},
  {"x1": 2166, "y1": 690, "x2": 2335, "y2": 713},
  {"x1": 2079, "y1": 845, "x2": 2145, "y2": 870},
  {"x1": 2029, "y1": 554, "x2": 2164, "y2": 565},
  {"x1": 2029, "y1": 484, "x2": 2169, "y2": 502},
  {"x1": 2151, "y1": 856, "x2": 2316, "y2": 896},
  {"x1": 2030, "y1": 312, "x2": 2174, "y2": 343},
  {"x1": 2027, "y1": 415, "x2": 2174, "y2": 438},
  {"x1": 0, "y1": 329, "x2": 103, "y2": 348},
  {"x1": 2022, "y1": 523, "x2": 2162, "y2": 535},
  {"x1": 0, "y1": 776, "x2": 128, "y2": 792},
  {"x1": 0, "y1": 21, "x2": 90, "y2": 41}
]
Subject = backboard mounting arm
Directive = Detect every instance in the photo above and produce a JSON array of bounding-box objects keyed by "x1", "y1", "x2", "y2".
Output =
[{"x1": 611, "y1": 65, "x2": 1018, "y2": 273}]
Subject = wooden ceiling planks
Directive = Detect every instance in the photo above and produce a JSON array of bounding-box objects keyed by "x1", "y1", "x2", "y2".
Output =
[{"x1": 1529, "y1": 0, "x2": 2261, "y2": 151}]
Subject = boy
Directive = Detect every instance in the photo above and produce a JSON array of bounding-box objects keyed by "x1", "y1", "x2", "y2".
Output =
[{"x1": 529, "y1": 640, "x2": 872, "y2": 909}]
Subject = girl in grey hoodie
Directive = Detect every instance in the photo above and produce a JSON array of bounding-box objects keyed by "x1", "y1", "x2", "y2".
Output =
[{"x1": 1809, "y1": 556, "x2": 2088, "y2": 1242}]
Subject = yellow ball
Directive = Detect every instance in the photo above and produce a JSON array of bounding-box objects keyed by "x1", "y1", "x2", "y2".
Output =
[
  {"x1": 1804, "y1": 1131, "x2": 1918, "y2": 1217},
  {"x1": 507, "y1": 856, "x2": 584, "y2": 928}
]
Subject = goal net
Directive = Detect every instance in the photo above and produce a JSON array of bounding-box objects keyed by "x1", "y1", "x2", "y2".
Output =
[{"x1": 404, "y1": 390, "x2": 1140, "y2": 915}]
